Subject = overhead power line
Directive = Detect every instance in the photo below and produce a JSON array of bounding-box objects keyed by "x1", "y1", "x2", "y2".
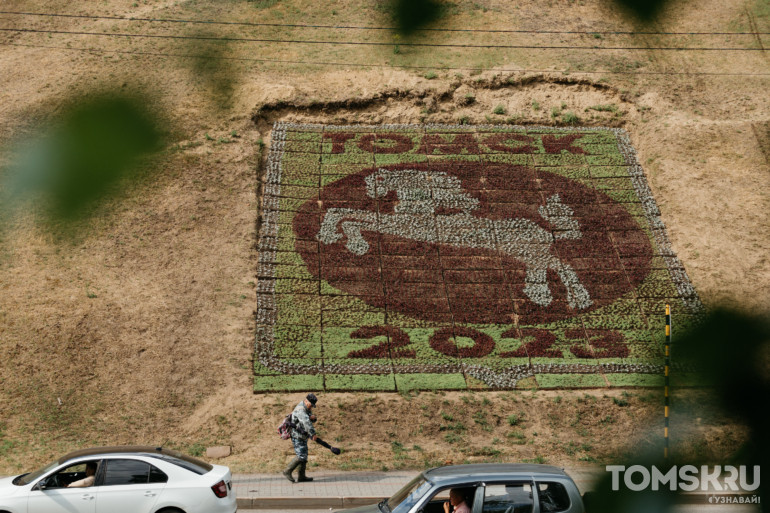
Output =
[
  {"x1": 1, "y1": 27, "x2": 766, "y2": 51},
  {"x1": 0, "y1": 10, "x2": 767, "y2": 36},
  {"x1": 0, "y1": 10, "x2": 768, "y2": 36},
  {"x1": 4, "y1": 41, "x2": 770, "y2": 77}
]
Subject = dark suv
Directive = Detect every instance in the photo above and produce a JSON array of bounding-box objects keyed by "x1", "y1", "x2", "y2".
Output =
[{"x1": 340, "y1": 464, "x2": 584, "y2": 513}]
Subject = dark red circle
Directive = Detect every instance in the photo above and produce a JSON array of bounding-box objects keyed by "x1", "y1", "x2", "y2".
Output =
[{"x1": 293, "y1": 161, "x2": 652, "y2": 324}]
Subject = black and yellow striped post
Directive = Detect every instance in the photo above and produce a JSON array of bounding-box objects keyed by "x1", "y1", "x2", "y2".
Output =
[{"x1": 664, "y1": 303, "x2": 671, "y2": 459}]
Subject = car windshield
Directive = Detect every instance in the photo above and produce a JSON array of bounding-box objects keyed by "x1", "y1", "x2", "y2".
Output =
[
  {"x1": 13, "y1": 460, "x2": 61, "y2": 486},
  {"x1": 386, "y1": 475, "x2": 432, "y2": 513}
]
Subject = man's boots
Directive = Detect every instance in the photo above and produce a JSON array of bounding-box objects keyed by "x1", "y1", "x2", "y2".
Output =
[
  {"x1": 282, "y1": 457, "x2": 301, "y2": 483},
  {"x1": 297, "y1": 461, "x2": 313, "y2": 482}
]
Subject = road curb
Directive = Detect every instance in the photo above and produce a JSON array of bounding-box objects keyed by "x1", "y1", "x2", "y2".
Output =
[{"x1": 237, "y1": 496, "x2": 382, "y2": 509}]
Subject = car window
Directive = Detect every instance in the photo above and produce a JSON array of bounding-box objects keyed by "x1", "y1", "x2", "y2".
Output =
[
  {"x1": 149, "y1": 465, "x2": 168, "y2": 484},
  {"x1": 56, "y1": 463, "x2": 90, "y2": 482},
  {"x1": 431, "y1": 489, "x2": 451, "y2": 502},
  {"x1": 44, "y1": 460, "x2": 100, "y2": 488},
  {"x1": 146, "y1": 452, "x2": 212, "y2": 475},
  {"x1": 387, "y1": 475, "x2": 432, "y2": 513},
  {"x1": 537, "y1": 482, "x2": 571, "y2": 513},
  {"x1": 103, "y1": 459, "x2": 153, "y2": 486},
  {"x1": 428, "y1": 487, "x2": 476, "y2": 513},
  {"x1": 482, "y1": 483, "x2": 533, "y2": 513}
]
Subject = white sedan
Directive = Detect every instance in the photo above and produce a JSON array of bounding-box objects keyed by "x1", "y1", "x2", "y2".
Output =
[{"x1": 0, "y1": 446, "x2": 237, "y2": 513}]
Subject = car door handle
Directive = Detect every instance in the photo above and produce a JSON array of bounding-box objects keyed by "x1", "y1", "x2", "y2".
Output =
[
  {"x1": 81, "y1": 494, "x2": 95, "y2": 500},
  {"x1": 144, "y1": 491, "x2": 157, "y2": 497}
]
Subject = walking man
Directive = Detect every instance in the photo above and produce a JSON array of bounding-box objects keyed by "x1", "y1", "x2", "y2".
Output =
[{"x1": 282, "y1": 393, "x2": 318, "y2": 483}]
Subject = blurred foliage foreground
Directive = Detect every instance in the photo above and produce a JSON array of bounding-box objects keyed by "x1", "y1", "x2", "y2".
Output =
[
  {"x1": 1, "y1": 91, "x2": 164, "y2": 232},
  {"x1": 588, "y1": 308, "x2": 769, "y2": 511}
]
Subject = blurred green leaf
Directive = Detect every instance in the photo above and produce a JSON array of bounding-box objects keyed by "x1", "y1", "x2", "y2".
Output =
[
  {"x1": 677, "y1": 308, "x2": 770, "y2": 424},
  {"x1": 611, "y1": 0, "x2": 670, "y2": 22},
  {"x1": 4, "y1": 91, "x2": 163, "y2": 225},
  {"x1": 586, "y1": 467, "x2": 679, "y2": 513},
  {"x1": 187, "y1": 32, "x2": 237, "y2": 110},
  {"x1": 584, "y1": 307, "x2": 768, "y2": 508},
  {"x1": 677, "y1": 307, "x2": 769, "y2": 500},
  {"x1": 388, "y1": 0, "x2": 445, "y2": 36}
]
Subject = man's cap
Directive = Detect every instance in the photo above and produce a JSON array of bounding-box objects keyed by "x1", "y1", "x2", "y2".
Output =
[{"x1": 306, "y1": 393, "x2": 318, "y2": 405}]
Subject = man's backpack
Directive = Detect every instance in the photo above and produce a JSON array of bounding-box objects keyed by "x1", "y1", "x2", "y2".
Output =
[{"x1": 277, "y1": 414, "x2": 293, "y2": 440}]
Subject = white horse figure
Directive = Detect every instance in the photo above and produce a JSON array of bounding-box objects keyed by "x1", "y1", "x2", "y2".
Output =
[{"x1": 317, "y1": 168, "x2": 592, "y2": 310}]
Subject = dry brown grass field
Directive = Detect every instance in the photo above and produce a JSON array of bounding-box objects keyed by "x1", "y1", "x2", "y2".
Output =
[{"x1": 0, "y1": 0, "x2": 767, "y2": 475}]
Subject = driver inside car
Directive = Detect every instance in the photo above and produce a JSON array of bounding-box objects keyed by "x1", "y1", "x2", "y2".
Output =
[
  {"x1": 443, "y1": 488, "x2": 471, "y2": 513},
  {"x1": 67, "y1": 462, "x2": 97, "y2": 488}
]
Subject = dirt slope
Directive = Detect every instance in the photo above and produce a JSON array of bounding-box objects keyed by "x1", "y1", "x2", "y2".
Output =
[{"x1": 0, "y1": 0, "x2": 767, "y2": 475}]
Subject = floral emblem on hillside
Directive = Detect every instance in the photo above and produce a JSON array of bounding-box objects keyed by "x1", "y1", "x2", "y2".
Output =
[
  {"x1": 317, "y1": 169, "x2": 592, "y2": 310},
  {"x1": 255, "y1": 123, "x2": 702, "y2": 392}
]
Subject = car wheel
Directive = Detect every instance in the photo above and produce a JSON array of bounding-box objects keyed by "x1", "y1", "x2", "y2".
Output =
[{"x1": 155, "y1": 508, "x2": 185, "y2": 513}]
